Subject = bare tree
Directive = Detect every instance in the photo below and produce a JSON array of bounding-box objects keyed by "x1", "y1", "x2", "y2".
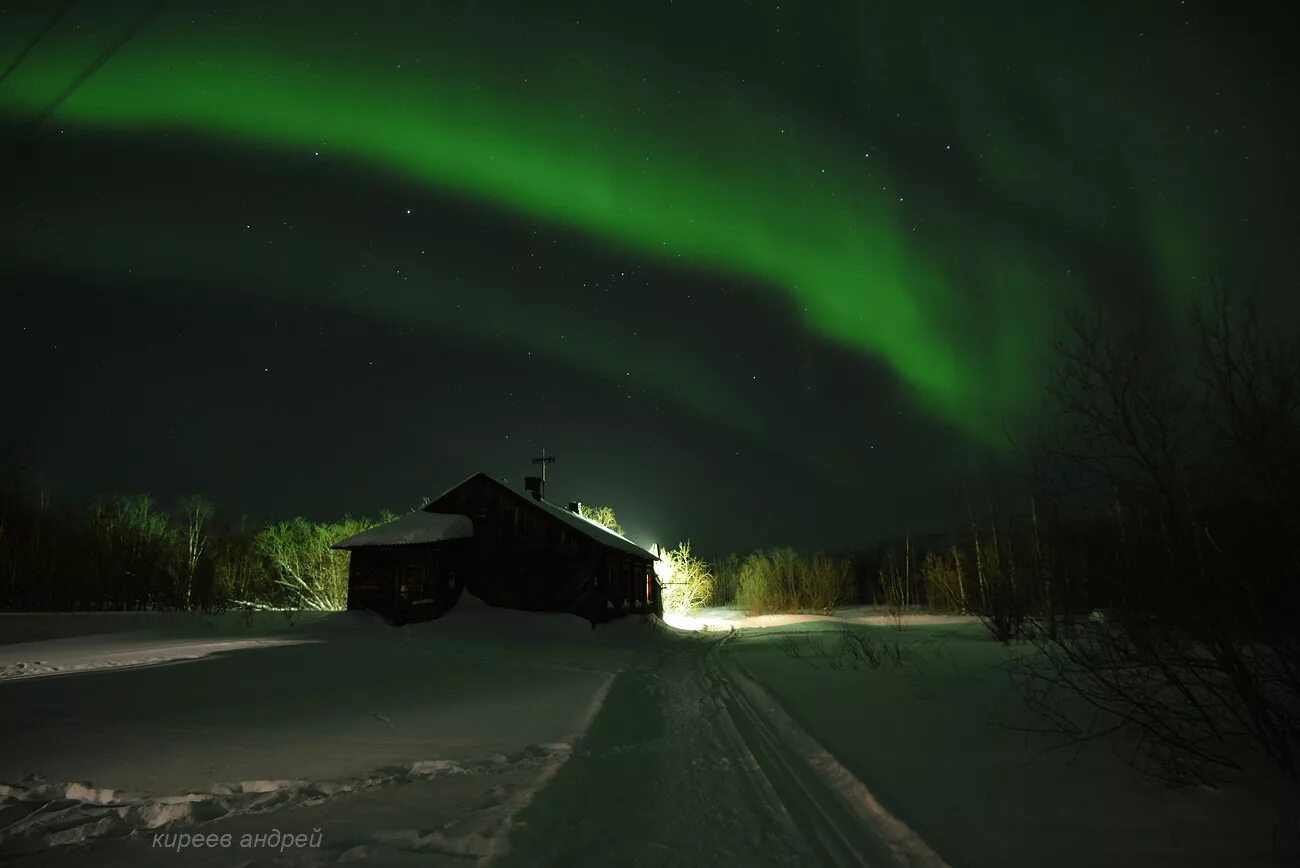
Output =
[
  {"x1": 1007, "y1": 282, "x2": 1300, "y2": 784},
  {"x1": 177, "y1": 495, "x2": 213, "y2": 608},
  {"x1": 578, "y1": 504, "x2": 624, "y2": 535}
]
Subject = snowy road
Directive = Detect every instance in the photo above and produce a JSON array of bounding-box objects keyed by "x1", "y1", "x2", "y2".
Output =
[{"x1": 498, "y1": 630, "x2": 947, "y2": 867}]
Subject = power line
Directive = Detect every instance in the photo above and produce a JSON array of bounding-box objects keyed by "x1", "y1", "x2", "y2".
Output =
[
  {"x1": 0, "y1": 0, "x2": 76, "y2": 87},
  {"x1": 31, "y1": 0, "x2": 170, "y2": 126}
]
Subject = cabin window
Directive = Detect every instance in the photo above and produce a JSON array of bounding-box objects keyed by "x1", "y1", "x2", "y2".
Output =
[{"x1": 399, "y1": 564, "x2": 424, "y2": 601}]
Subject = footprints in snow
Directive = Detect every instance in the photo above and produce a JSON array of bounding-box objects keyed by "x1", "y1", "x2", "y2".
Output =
[{"x1": 0, "y1": 744, "x2": 570, "y2": 856}]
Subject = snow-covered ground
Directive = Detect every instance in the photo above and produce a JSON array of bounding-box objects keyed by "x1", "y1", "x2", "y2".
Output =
[
  {"x1": 0, "y1": 601, "x2": 1295, "y2": 866},
  {"x1": 726, "y1": 619, "x2": 1299, "y2": 867}
]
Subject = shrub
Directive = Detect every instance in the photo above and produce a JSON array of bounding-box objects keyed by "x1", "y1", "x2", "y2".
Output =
[
  {"x1": 87, "y1": 493, "x2": 177, "y2": 609},
  {"x1": 799, "y1": 553, "x2": 851, "y2": 612},
  {"x1": 658, "y1": 540, "x2": 714, "y2": 616},
  {"x1": 736, "y1": 550, "x2": 780, "y2": 614},
  {"x1": 781, "y1": 630, "x2": 910, "y2": 671},
  {"x1": 210, "y1": 527, "x2": 274, "y2": 608},
  {"x1": 710, "y1": 552, "x2": 741, "y2": 606},
  {"x1": 252, "y1": 516, "x2": 382, "y2": 611},
  {"x1": 578, "y1": 504, "x2": 623, "y2": 535},
  {"x1": 735, "y1": 548, "x2": 851, "y2": 614},
  {"x1": 919, "y1": 547, "x2": 967, "y2": 613}
]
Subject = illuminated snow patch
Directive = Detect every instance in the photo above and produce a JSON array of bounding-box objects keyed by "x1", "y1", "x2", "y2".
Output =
[
  {"x1": 0, "y1": 637, "x2": 320, "y2": 682},
  {"x1": 663, "y1": 613, "x2": 704, "y2": 631}
]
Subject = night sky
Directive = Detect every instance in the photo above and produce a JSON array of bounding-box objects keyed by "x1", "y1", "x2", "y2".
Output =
[{"x1": 1, "y1": 1, "x2": 1295, "y2": 556}]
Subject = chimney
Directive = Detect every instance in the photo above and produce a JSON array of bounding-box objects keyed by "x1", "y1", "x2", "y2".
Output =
[
  {"x1": 524, "y1": 476, "x2": 544, "y2": 500},
  {"x1": 567, "y1": 501, "x2": 583, "y2": 515}
]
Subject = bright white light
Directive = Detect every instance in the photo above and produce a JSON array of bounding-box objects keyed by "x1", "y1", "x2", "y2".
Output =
[
  {"x1": 651, "y1": 542, "x2": 674, "y2": 584},
  {"x1": 663, "y1": 612, "x2": 704, "y2": 631}
]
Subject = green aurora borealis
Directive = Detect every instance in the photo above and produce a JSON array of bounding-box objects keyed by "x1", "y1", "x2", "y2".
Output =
[{"x1": 1, "y1": 1, "x2": 1295, "y2": 548}]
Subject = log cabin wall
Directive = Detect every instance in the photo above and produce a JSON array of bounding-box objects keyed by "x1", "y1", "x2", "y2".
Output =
[
  {"x1": 424, "y1": 474, "x2": 657, "y2": 622},
  {"x1": 345, "y1": 539, "x2": 471, "y2": 624}
]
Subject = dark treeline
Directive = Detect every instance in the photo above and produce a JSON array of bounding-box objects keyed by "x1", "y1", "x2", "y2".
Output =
[
  {"x1": 0, "y1": 483, "x2": 390, "y2": 612},
  {"x1": 716, "y1": 285, "x2": 1295, "y2": 634}
]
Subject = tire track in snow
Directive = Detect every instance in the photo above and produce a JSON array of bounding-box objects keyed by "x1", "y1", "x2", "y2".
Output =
[
  {"x1": 495, "y1": 635, "x2": 816, "y2": 866},
  {"x1": 496, "y1": 630, "x2": 949, "y2": 867},
  {"x1": 704, "y1": 631, "x2": 951, "y2": 868}
]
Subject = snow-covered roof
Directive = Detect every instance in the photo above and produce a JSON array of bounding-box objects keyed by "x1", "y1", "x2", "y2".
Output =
[
  {"x1": 424, "y1": 472, "x2": 656, "y2": 560},
  {"x1": 333, "y1": 511, "x2": 474, "y2": 549},
  {"x1": 531, "y1": 495, "x2": 654, "y2": 560}
]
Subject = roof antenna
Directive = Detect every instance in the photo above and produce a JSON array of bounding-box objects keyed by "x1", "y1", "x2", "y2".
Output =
[{"x1": 528, "y1": 448, "x2": 556, "y2": 500}]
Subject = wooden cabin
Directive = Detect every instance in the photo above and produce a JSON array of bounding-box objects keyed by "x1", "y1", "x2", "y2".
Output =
[
  {"x1": 333, "y1": 472, "x2": 661, "y2": 625},
  {"x1": 332, "y1": 510, "x2": 475, "y2": 623}
]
